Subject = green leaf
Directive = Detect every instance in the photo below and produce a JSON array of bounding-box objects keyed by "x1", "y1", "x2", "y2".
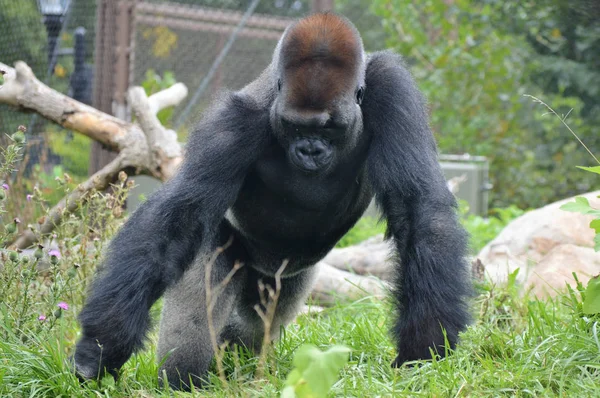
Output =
[
  {"x1": 590, "y1": 219, "x2": 600, "y2": 234},
  {"x1": 576, "y1": 166, "x2": 600, "y2": 175},
  {"x1": 283, "y1": 344, "x2": 351, "y2": 398},
  {"x1": 507, "y1": 268, "x2": 520, "y2": 290},
  {"x1": 582, "y1": 275, "x2": 600, "y2": 315},
  {"x1": 560, "y1": 197, "x2": 598, "y2": 214},
  {"x1": 594, "y1": 233, "x2": 600, "y2": 252}
]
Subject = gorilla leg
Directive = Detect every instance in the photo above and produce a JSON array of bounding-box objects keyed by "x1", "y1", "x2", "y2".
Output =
[
  {"x1": 156, "y1": 223, "x2": 247, "y2": 390},
  {"x1": 219, "y1": 266, "x2": 316, "y2": 353}
]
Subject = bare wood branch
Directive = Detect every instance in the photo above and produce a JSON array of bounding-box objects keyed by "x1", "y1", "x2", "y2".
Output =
[
  {"x1": 0, "y1": 61, "x2": 186, "y2": 180},
  {"x1": 0, "y1": 62, "x2": 133, "y2": 151},
  {"x1": 0, "y1": 60, "x2": 190, "y2": 244},
  {"x1": 148, "y1": 82, "x2": 188, "y2": 114},
  {"x1": 128, "y1": 86, "x2": 183, "y2": 180}
]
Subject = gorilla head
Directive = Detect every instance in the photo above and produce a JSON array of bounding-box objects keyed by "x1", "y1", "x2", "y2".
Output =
[{"x1": 270, "y1": 14, "x2": 366, "y2": 173}]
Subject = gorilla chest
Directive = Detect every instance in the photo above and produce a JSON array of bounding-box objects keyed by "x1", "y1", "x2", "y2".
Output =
[{"x1": 228, "y1": 154, "x2": 371, "y2": 260}]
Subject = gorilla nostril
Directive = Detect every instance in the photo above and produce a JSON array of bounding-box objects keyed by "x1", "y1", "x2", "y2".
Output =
[
  {"x1": 296, "y1": 141, "x2": 319, "y2": 157},
  {"x1": 296, "y1": 146, "x2": 309, "y2": 157},
  {"x1": 291, "y1": 138, "x2": 332, "y2": 172}
]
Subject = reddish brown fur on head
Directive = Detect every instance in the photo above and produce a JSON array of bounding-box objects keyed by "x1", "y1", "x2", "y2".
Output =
[{"x1": 279, "y1": 13, "x2": 363, "y2": 110}]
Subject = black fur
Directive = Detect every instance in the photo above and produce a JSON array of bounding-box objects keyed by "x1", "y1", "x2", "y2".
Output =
[
  {"x1": 364, "y1": 52, "x2": 472, "y2": 365},
  {"x1": 74, "y1": 14, "x2": 471, "y2": 390}
]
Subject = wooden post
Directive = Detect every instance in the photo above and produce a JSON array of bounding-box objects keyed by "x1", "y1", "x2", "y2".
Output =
[{"x1": 89, "y1": 0, "x2": 136, "y2": 175}]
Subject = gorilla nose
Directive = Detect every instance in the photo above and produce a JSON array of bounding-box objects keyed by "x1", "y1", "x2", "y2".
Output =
[
  {"x1": 290, "y1": 137, "x2": 333, "y2": 172},
  {"x1": 296, "y1": 139, "x2": 327, "y2": 160}
]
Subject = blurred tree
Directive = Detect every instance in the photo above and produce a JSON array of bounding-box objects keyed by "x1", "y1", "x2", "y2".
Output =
[
  {"x1": 336, "y1": 0, "x2": 388, "y2": 51},
  {"x1": 487, "y1": 0, "x2": 600, "y2": 120},
  {"x1": 372, "y1": 0, "x2": 598, "y2": 209}
]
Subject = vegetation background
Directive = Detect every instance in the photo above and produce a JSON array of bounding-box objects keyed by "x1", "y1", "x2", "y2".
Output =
[{"x1": 1, "y1": 0, "x2": 599, "y2": 396}]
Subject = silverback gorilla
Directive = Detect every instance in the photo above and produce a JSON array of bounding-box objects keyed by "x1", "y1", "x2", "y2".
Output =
[{"x1": 74, "y1": 13, "x2": 471, "y2": 390}]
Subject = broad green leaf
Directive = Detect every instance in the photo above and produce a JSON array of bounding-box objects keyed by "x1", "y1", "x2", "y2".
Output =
[
  {"x1": 560, "y1": 197, "x2": 600, "y2": 215},
  {"x1": 283, "y1": 344, "x2": 351, "y2": 398},
  {"x1": 576, "y1": 166, "x2": 600, "y2": 175},
  {"x1": 582, "y1": 275, "x2": 600, "y2": 315},
  {"x1": 590, "y1": 219, "x2": 600, "y2": 234}
]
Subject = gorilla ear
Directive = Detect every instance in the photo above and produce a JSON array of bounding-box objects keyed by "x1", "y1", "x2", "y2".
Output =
[{"x1": 356, "y1": 86, "x2": 365, "y2": 105}]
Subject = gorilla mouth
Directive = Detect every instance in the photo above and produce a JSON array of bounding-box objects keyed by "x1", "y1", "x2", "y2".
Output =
[{"x1": 289, "y1": 137, "x2": 333, "y2": 172}]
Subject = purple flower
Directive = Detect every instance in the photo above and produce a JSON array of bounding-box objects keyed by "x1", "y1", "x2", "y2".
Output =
[
  {"x1": 2, "y1": 183, "x2": 8, "y2": 190},
  {"x1": 48, "y1": 249, "x2": 61, "y2": 258},
  {"x1": 57, "y1": 302, "x2": 69, "y2": 311},
  {"x1": 26, "y1": 194, "x2": 33, "y2": 201},
  {"x1": 38, "y1": 314, "x2": 47, "y2": 321}
]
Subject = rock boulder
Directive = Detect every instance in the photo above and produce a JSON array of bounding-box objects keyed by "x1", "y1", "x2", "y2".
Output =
[{"x1": 478, "y1": 191, "x2": 600, "y2": 297}]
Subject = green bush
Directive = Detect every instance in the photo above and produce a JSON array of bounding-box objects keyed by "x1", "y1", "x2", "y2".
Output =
[
  {"x1": 460, "y1": 202, "x2": 525, "y2": 254},
  {"x1": 371, "y1": 0, "x2": 598, "y2": 209}
]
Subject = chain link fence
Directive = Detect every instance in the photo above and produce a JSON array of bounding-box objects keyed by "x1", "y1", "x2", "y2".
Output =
[{"x1": 0, "y1": 0, "x2": 97, "y2": 177}]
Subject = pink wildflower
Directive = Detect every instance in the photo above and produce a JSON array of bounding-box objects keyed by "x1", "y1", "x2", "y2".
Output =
[
  {"x1": 26, "y1": 194, "x2": 33, "y2": 201},
  {"x1": 57, "y1": 302, "x2": 69, "y2": 311},
  {"x1": 48, "y1": 249, "x2": 61, "y2": 258},
  {"x1": 1, "y1": 183, "x2": 8, "y2": 190},
  {"x1": 38, "y1": 315, "x2": 47, "y2": 321}
]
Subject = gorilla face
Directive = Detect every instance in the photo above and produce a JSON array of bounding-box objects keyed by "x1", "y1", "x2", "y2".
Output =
[
  {"x1": 270, "y1": 68, "x2": 365, "y2": 174},
  {"x1": 271, "y1": 95, "x2": 362, "y2": 173},
  {"x1": 269, "y1": 14, "x2": 365, "y2": 174}
]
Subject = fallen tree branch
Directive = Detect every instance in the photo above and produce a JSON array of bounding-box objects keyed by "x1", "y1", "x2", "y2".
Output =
[
  {"x1": 0, "y1": 61, "x2": 184, "y2": 179},
  {"x1": 129, "y1": 86, "x2": 183, "y2": 180},
  {"x1": 0, "y1": 60, "x2": 188, "y2": 248},
  {"x1": 147, "y1": 82, "x2": 188, "y2": 115},
  {"x1": 1, "y1": 62, "x2": 134, "y2": 151}
]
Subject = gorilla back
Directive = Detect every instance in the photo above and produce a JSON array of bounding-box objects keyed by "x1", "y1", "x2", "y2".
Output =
[{"x1": 74, "y1": 12, "x2": 472, "y2": 390}]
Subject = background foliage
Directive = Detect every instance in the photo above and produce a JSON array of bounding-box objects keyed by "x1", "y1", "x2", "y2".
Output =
[{"x1": 371, "y1": 0, "x2": 600, "y2": 209}]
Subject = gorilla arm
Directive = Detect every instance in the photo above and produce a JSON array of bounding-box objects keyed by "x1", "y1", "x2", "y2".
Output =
[
  {"x1": 74, "y1": 92, "x2": 271, "y2": 380},
  {"x1": 363, "y1": 51, "x2": 472, "y2": 365}
]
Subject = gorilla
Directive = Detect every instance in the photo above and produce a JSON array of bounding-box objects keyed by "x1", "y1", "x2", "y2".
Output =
[{"x1": 74, "y1": 12, "x2": 472, "y2": 390}]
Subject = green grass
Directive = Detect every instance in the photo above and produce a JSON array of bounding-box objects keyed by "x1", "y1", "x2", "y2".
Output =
[
  {"x1": 1, "y1": 280, "x2": 599, "y2": 397},
  {"x1": 2, "y1": 131, "x2": 595, "y2": 396},
  {"x1": 336, "y1": 216, "x2": 386, "y2": 248}
]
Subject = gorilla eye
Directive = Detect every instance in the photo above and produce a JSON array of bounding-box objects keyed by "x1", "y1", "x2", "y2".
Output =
[
  {"x1": 356, "y1": 87, "x2": 365, "y2": 105},
  {"x1": 277, "y1": 79, "x2": 282, "y2": 92}
]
